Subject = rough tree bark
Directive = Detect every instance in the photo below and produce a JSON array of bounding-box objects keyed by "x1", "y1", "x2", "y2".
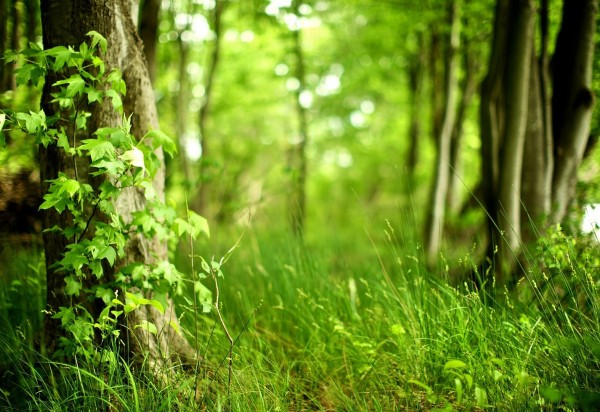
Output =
[{"x1": 40, "y1": 0, "x2": 196, "y2": 369}]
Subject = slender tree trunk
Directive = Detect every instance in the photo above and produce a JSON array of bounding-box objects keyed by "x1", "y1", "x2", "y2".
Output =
[
  {"x1": 447, "y1": 42, "x2": 478, "y2": 213},
  {"x1": 406, "y1": 31, "x2": 425, "y2": 179},
  {"x1": 495, "y1": 0, "x2": 535, "y2": 281},
  {"x1": 23, "y1": 0, "x2": 38, "y2": 44},
  {"x1": 288, "y1": 0, "x2": 309, "y2": 237},
  {"x1": 196, "y1": 0, "x2": 226, "y2": 216},
  {"x1": 40, "y1": 0, "x2": 196, "y2": 368},
  {"x1": 0, "y1": 0, "x2": 10, "y2": 93},
  {"x1": 521, "y1": 45, "x2": 551, "y2": 243},
  {"x1": 424, "y1": 0, "x2": 460, "y2": 266},
  {"x1": 428, "y1": 28, "x2": 444, "y2": 145},
  {"x1": 138, "y1": 0, "x2": 161, "y2": 85},
  {"x1": 176, "y1": 34, "x2": 191, "y2": 185},
  {"x1": 550, "y1": 0, "x2": 597, "y2": 223}
]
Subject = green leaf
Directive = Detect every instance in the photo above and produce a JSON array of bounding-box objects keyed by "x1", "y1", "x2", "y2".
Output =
[
  {"x1": 138, "y1": 180, "x2": 156, "y2": 200},
  {"x1": 54, "y1": 75, "x2": 85, "y2": 98},
  {"x1": 95, "y1": 287, "x2": 115, "y2": 305},
  {"x1": 474, "y1": 387, "x2": 488, "y2": 407},
  {"x1": 87, "y1": 30, "x2": 108, "y2": 54},
  {"x1": 60, "y1": 251, "x2": 89, "y2": 271},
  {"x1": 148, "y1": 299, "x2": 164, "y2": 314},
  {"x1": 173, "y1": 218, "x2": 191, "y2": 238},
  {"x1": 46, "y1": 46, "x2": 73, "y2": 71},
  {"x1": 97, "y1": 245, "x2": 116, "y2": 266},
  {"x1": 56, "y1": 130, "x2": 70, "y2": 151},
  {"x1": 65, "y1": 275, "x2": 82, "y2": 296},
  {"x1": 106, "y1": 69, "x2": 126, "y2": 95},
  {"x1": 59, "y1": 179, "x2": 80, "y2": 198},
  {"x1": 194, "y1": 281, "x2": 212, "y2": 306},
  {"x1": 454, "y1": 378, "x2": 463, "y2": 403},
  {"x1": 86, "y1": 87, "x2": 102, "y2": 104},
  {"x1": 408, "y1": 379, "x2": 433, "y2": 394},
  {"x1": 135, "y1": 320, "x2": 157, "y2": 335},
  {"x1": 144, "y1": 129, "x2": 177, "y2": 156},
  {"x1": 105, "y1": 89, "x2": 123, "y2": 112},
  {"x1": 540, "y1": 387, "x2": 562, "y2": 404},
  {"x1": 75, "y1": 113, "x2": 90, "y2": 130},
  {"x1": 168, "y1": 320, "x2": 182, "y2": 337},
  {"x1": 89, "y1": 260, "x2": 103, "y2": 278},
  {"x1": 188, "y1": 212, "x2": 210, "y2": 238},
  {"x1": 79, "y1": 139, "x2": 115, "y2": 162},
  {"x1": 443, "y1": 360, "x2": 467, "y2": 371}
]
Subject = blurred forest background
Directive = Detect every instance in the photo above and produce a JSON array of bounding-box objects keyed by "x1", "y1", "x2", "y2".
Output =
[
  {"x1": 1, "y1": 0, "x2": 600, "y2": 410},
  {"x1": 1, "y1": 0, "x2": 599, "y2": 266}
]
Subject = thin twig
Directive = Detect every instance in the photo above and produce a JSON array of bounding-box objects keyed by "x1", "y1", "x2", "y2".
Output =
[{"x1": 211, "y1": 266, "x2": 233, "y2": 399}]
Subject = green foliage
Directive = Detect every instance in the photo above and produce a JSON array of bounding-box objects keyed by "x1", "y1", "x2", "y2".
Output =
[{"x1": 0, "y1": 33, "x2": 209, "y2": 360}]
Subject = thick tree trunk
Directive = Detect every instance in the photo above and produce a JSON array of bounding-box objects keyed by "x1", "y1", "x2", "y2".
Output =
[
  {"x1": 424, "y1": 0, "x2": 460, "y2": 266},
  {"x1": 40, "y1": 0, "x2": 196, "y2": 368},
  {"x1": 550, "y1": 0, "x2": 597, "y2": 223}
]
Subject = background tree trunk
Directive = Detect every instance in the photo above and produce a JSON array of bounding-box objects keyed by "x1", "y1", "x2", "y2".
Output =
[
  {"x1": 478, "y1": 0, "x2": 596, "y2": 286},
  {"x1": 495, "y1": 0, "x2": 535, "y2": 281},
  {"x1": 447, "y1": 41, "x2": 478, "y2": 214},
  {"x1": 138, "y1": 0, "x2": 161, "y2": 85},
  {"x1": 550, "y1": 0, "x2": 597, "y2": 223},
  {"x1": 0, "y1": 0, "x2": 10, "y2": 93},
  {"x1": 40, "y1": 0, "x2": 196, "y2": 368},
  {"x1": 424, "y1": 0, "x2": 460, "y2": 266},
  {"x1": 196, "y1": 0, "x2": 226, "y2": 216},
  {"x1": 405, "y1": 31, "x2": 425, "y2": 180},
  {"x1": 288, "y1": 0, "x2": 309, "y2": 237}
]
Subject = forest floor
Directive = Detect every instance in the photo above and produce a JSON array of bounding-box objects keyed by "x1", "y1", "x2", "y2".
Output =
[{"x1": 1, "y1": 221, "x2": 599, "y2": 411}]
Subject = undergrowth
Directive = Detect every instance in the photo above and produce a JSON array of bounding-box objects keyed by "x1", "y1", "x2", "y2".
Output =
[{"x1": 1, "y1": 219, "x2": 600, "y2": 411}]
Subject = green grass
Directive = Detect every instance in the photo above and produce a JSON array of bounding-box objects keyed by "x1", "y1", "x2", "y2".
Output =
[{"x1": 1, "y1": 221, "x2": 600, "y2": 411}]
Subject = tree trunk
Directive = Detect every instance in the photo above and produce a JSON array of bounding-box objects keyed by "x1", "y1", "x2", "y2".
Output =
[
  {"x1": 138, "y1": 0, "x2": 161, "y2": 85},
  {"x1": 495, "y1": 0, "x2": 535, "y2": 281},
  {"x1": 406, "y1": 31, "x2": 425, "y2": 179},
  {"x1": 40, "y1": 0, "x2": 196, "y2": 369},
  {"x1": 424, "y1": 0, "x2": 460, "y2": 266},
  {"x1": 0, "y1": 0, "x2": 10, "y2": 93},
  {"x1": 550, "y1": 0, "x2": 597, "y2": 223},
  {"x1": 176, "y1": 33, "x2": 192, "y2": 185},
  {"x1": 447, "y1": 40, "x2": 478, "y2": 213},
  {"x1": 23, "y1": 0, "x2": 38, "y2": 44},
  {"x1": 196, "y1": 0, "x2": 226, "y2": 216},
  {"x1": 520, "y1": 45, "x2": 551, "y2": 243},
  {"x1": 288, "y1": 0, "x2": 309, "y2": 237}
]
